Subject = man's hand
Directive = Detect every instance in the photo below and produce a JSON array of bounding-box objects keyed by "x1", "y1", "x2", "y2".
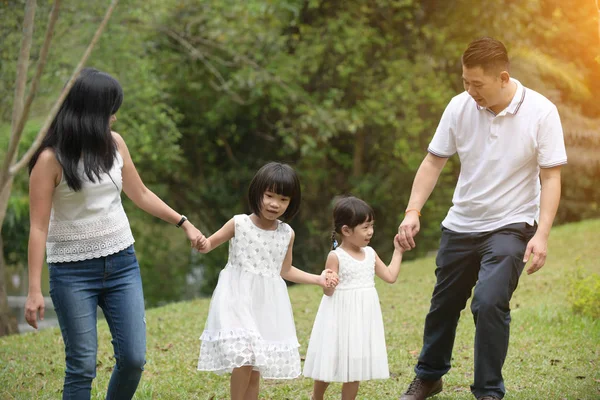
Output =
[
  {"x1": 397, "y1": 212, "x2": 420, "y2": 249},
  {"x1": 523, "y1": 233, "x2": 548, "y2": 275}
]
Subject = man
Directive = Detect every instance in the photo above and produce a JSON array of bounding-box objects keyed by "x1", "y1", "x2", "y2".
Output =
[{"x1": 397, "y1": 37, "x2": 567, "y2": 400}]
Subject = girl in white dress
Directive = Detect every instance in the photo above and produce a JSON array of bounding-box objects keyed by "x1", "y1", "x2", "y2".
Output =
[
  {"x1": 303, "y1": 196, "x2": 410, "y2": 400},
  {"x1": 196, "y1": 162, "x2": 338, "y2": 400}
]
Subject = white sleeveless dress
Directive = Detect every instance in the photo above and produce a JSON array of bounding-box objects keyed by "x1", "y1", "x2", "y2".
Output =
[
  {"x1": 197, "y1": 214, "x2": 301, "y2": 379},
  {"x1": 303, "y1": 246, "x2": 389, "y2": 382}
]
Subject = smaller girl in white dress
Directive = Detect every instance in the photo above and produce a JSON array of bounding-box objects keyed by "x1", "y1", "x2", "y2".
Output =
[
  {"x1": 303, "y1": 196, "x2": 410, "y2": 400},
  {"x1": 196, "y1": 162, "x2": 338, "y2": 400}
]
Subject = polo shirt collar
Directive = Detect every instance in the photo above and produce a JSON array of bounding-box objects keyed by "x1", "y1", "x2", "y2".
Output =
[
  {"x1": 476, "y1": 78, "x2": 526, "y2": 116},
  {"x1": 505, "y1": 78, "x2": 526, "y2": 115}
]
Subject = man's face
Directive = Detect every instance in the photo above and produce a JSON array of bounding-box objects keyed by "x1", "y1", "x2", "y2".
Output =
[{"x1": 462, "y1": 65, "x2": 505, "y2": 110}]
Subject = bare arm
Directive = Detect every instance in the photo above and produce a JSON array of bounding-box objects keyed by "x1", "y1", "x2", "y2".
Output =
[
  {"x1": 523, "y1": 166, "x2": 562, "y2": 274},
  {"x1": 25, "y1": 149, "x2": 61, "y2": 328},
  {"x1": 374, "y1": 247, "x2": 405, "y2": 284},
  {"x1": 537, "y1": 166, "x2": 562, "y2": 239},
  {"x1": 114, "y1": 132, "x2": 205, "y2": 247},
  {"x1": 280, "y1": 231, "x2": 329, "y2": 287},
  {"x1": 197, "y1": 218, "x2": 235, "y2": 254},
  {"x1": 405, "y1": 152, "x2": 448, "y2": 212},
  {"x1": 322, "y1": 252, "x2": 340, "y2": 296},
  {"x1": 398, "y1": 153, "x2": 448, "y2": 249}
]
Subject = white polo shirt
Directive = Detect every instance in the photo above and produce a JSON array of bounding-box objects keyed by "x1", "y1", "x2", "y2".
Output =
[{"x1": 428, "y1": 78, "x2": 567, "y2": 232}]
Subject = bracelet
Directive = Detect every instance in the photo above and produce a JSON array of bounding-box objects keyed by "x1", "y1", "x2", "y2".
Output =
[
  {"x1": 405, "y1": 209, "x2": 421, "y2": 217},
  {"x1": 176, "y1": 215, "x2": 188, "y2": 228}
]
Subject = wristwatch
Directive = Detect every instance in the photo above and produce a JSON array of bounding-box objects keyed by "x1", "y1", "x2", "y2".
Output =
[{"x1": 176, "y1": 215, "x2": 188, "y2": 228}]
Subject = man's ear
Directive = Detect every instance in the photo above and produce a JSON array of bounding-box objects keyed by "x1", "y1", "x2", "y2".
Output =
[{"x1": 500, "y1": 70, "x2": 511, "y2": 86}]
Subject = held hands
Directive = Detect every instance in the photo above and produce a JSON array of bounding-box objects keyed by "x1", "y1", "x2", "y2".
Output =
[
  {"x1": 393, "y1": 233, "x2": 413, "y2": 254},
  {"x1": 24, "y1": 291, "x2": 45, "y2": 329},
  {"x1": 523, "y1": 233, "x2": 548, "y2": 275},
  {"x1": 181, "y1": 221, "x2": 208, "y2": 251},
  {"x1": 320, "y1": 269, "x2": 339, "y2": 288},
  {"x1": 196, "y1": 238, "x2": 211, "y2": 253},
  {"x1": 397, "y1": 211, "x2": 420, "y2": 250}
]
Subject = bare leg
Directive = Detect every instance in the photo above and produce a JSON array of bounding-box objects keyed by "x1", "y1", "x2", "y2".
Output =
[
  {"x1": 341, "y1": 382, "x2": 360, "y2": 400},
  {"x1": 231, "y1": 366, "x2": 253, "y2": 400},
  {"x1": 243, "y1": 370, "x2": 260, "y2": 400},
  {"x1": 312, "y1": 380, "x2": 329, "y2": 400}
]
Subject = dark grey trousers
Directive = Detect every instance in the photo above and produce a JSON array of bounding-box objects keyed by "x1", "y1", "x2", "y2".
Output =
[{"x1": 414, "y1": 222, "x2": 537, "y2": 399}]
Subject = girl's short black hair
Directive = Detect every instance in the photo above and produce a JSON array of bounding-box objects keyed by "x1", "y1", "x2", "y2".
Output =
[
  {"x1": 332, "y1": 196, "x2": 374, "y2": 234},
  {"x1": 247, "y1": 162, "x2": 301, "y2": 221}
]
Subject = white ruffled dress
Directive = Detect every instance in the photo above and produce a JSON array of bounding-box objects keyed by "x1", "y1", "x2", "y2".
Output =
[
  {"x1": 197, "y1": 214, "x2": 301, "y2": 379},
  {"x1": 303, "y1": 246, "x2": 389, "y2": 382}
]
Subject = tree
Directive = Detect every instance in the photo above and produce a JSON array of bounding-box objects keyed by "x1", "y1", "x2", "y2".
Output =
[{"x1": 0, "y1": 0, "x2": 119, "y2": 336}]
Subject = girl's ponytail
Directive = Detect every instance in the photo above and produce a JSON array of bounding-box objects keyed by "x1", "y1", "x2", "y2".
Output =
[{"x1": 331, "y1": 230, "x2": 338, "y2": 250}]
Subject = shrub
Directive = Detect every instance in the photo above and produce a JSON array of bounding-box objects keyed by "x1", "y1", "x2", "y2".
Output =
[{"x1": 568, "y1": 268, "x2": 600, "y2": 319}]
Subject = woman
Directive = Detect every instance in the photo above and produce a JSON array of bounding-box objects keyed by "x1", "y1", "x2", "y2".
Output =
[{"x1": 24, "y1": 68, "x2": 205, "y2": 399}]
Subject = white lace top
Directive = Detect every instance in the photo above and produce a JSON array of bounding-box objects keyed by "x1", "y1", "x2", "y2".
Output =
[
  {"x1": 46, "y1": 152, "x2": 134, "y2": 263},
  {"x1": 333, "y1": 246, "x2": 376, "y2": 290}
]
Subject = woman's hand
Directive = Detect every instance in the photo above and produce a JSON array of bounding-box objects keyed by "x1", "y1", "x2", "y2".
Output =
[
  {"x1": 182, "y1": 222, "x2": 207, "y2": 249},
  {"x1": 24, "y1": 291, "x2": 45, "y2": 329}
]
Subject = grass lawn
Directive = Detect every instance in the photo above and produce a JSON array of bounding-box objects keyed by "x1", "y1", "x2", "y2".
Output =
[{"x1": 1, "y1": 220, "x2": 599, "y2": 399}]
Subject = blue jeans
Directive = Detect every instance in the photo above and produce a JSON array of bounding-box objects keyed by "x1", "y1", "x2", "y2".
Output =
[{"x1": 49, "y1": 245, "x2": 146, "y2": 400}]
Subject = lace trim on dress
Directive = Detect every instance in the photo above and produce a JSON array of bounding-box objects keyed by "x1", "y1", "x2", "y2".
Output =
[
  {"x1": 200, "y1": 329, "x2": 300, "y2": 347},
  {"x1": 198, "y1": 329, "x2": 301, "y2": 379}
]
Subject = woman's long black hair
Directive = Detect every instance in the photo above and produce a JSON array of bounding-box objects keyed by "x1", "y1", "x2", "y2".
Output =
[{"x1": 28, "y1": 68, "x2": 123, "y2": 191}]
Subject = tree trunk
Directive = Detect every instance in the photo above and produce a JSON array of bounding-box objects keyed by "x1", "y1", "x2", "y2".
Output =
[{"x1": 0, "y1": 233, "x2": 18, "y2": 336}]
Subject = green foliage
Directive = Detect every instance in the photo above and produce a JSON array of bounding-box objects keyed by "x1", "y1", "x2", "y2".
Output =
[
  {"x1": 1, "y1": 1, "x2": 187, "y2": 306},
  {"x1": 125, "y1": 206, "x2": 192, "y2": 307},
  {"x1": 1, "y1": 119, "x2": 42, "y2": 268},
  {"x1": 1, "y1": 0, "x2": 599, "y2": 304},
  {"x1": 153, "y1": 0, "x2": 462, "y2": 275},
  {"x1": 569, "y1": 267, "x2": 600, "y2": 319},
  {"x1": 2, "y1": 194, "x2": 29, "y2": 268}
]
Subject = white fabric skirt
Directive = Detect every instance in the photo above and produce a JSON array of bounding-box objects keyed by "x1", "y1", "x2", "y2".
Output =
[
  {"x1": 303, "y1": 287, "x2": 389, "y2": 382},
  {"x1": 198, "y1": 266, "x2": 301, "y2": 379}
]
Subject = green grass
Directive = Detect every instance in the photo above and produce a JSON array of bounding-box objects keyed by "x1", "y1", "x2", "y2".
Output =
[{"x1": 1, "y1": 220, "x2": 599, "y2": 399}]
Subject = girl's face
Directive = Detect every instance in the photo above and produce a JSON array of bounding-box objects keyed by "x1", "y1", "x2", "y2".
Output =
[
  {"x1": 342, "y1": 219, "x2": 374, "y2": 248},
  {"x1": 261, "y1": 190, "x2": 291, "y2": 220}
]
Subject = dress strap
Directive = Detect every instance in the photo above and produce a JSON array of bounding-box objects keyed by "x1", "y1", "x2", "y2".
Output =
[{"x1": 365, "y1": 246, "x2": 376, "y2": 265}]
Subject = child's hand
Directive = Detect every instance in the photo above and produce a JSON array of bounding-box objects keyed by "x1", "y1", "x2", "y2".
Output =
[
  {"x1": 394, "y1": 234, "x2": 411, "y2": 253},
  {"x1": 196, "y1": 236, "x2": 210, "y2": 253},
  {"x1": 320, "y1": 269, "x2": 339, "y2": 288}
]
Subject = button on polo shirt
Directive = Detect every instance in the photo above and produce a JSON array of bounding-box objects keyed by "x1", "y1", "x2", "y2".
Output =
[{"x1": 428, "y1": 79, "x2": 567, "y2": 232}]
